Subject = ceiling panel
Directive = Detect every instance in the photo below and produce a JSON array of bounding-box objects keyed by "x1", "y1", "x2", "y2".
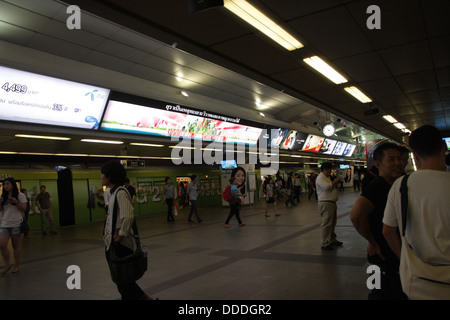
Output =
[
  {"x1": 379, "y1": 40, "x2": 433, "y2": 76},
  {"x1": 334, "y1": 52, "x2": 391, "y2": 82},
  {"x1": 27, "y1": 33, "x2": 93, "y2": 61},
  {"x1": 346, "y1": 0, "x2": 426, "y2": 50},
  {"x1": 0, "y1": 21, "x2": 36, "y2": 45},
  {"x1": 396, "y1": 70, "x2": 438, "y2": 94},
  {"x1": 358, "y1": 78, "x2": 403, "y2": 101},
  {"x1": 0, "y1": 0, "x2": 449, "y2": 164},
  {"x1": 211, "y1": 34, "x2": 301, "y2": 75},
  {"x1": 288, "y1": 5, "x2": 373, "y2": 60}
]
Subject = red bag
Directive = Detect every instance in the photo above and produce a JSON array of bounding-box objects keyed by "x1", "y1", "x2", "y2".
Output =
[{"x1": 222, "y1": 185, "x2": 233, "y2": 202}]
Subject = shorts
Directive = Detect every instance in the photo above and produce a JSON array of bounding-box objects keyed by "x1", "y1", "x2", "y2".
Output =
[
  {"x1": 0, "y1": 226, "x2": 21, "y2": 236},
  {"x1": 266, "y1": 197, "x2": 275, "y2": 204}
]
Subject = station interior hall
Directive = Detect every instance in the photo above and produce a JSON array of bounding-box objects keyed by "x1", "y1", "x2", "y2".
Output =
[{"x1": 0, "y1": 0, "x2": 449, "y2": 301}]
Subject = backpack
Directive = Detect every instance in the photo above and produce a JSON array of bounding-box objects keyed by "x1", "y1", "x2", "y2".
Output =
[{"x1": 222, "y1": 185, "x2": 233, "y2": 202}]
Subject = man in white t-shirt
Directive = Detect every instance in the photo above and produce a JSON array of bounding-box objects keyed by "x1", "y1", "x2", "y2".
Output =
[{"x1": 382, "y1": 125, "x2": 450, "y2": 299}]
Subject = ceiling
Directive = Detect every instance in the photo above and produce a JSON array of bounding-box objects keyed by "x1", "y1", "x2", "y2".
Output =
[{"x1": 0, "y1": 0, "x2": 449, "y2": 167}]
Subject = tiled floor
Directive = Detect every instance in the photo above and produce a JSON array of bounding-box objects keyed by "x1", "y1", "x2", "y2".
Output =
[{"x1": 0, "y1": 190, "x2": 372, "y2": 300}]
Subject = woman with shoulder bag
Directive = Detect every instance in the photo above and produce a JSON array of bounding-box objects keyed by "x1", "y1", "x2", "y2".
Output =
[
  {"x1": 0, "y1": 177, "x2": 27, "y2": 274},
  {"x1": 101, "y1": 160, "x2": 154, "y2": 300}
]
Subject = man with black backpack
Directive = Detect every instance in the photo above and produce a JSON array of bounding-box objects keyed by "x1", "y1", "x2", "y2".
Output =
[{"x1": 383, "y1": 125, "x2": 450, "y2": 299}]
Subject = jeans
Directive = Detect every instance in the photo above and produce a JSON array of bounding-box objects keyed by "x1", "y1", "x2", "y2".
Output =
[
  {"x1": 225, "y1": 203, "x2": 242, "y2": 225},
  {"x1": 188, "y1": 200, "x2": 201, "y2": 222},
  {"x1": 40, "y1": 208, "x2": 56, "y2": 232},
  {"x1": 166, "y1": 198, "x2": 175, "y2": 222}
]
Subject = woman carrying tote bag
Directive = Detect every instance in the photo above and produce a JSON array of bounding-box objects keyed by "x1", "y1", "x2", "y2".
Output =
[{"x1": 101, "y1": 160, "x2": 153, "y2": 300}]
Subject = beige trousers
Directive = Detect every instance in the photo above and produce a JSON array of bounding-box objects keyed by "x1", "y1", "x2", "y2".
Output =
[{"x1": 318, "y1": 201, "x2": 337, "y2": 247}]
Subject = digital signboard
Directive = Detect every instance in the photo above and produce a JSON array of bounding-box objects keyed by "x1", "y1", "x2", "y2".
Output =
[
  {"x1": 101, "y1": 100, "x2": 263, "y2": 145},
  {"x1": 0, "y1": 66, "x2": 109, "y2": 129}
]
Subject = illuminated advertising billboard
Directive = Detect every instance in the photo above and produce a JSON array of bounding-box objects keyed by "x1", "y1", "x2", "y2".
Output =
[
  {"x1": 0, "y1": 66, "x2": 109, "y2": 129},
  {"x1": 319, "y1": 138, "x2": 338, "y2": 154},
  {"x1": 101, "y1": 100, "x2": 262, "y2": 145},
  {"x1": 300, "y1": 134, "x2": 325, "y2": 153},
  {"x1": 332, "y1": 141, "x2": 348, "y2": 156},
  {"x1": 268, "y1": 127, "x2": 289, "y2": 148},
  {"x1": 343, "y1": 144, "x2": 356, "y2": 157}
]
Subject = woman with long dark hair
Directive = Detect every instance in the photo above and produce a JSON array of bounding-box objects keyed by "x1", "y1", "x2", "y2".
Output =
[
  {"x1": 101, "y1": 160, "x2": 153, "y2": 300},
  {"x1": 224, "y1": 167, "x2": 247, "y2": 228},
  {"x1": 0, "y1": 177, "x2": 26, "y2": 274}
]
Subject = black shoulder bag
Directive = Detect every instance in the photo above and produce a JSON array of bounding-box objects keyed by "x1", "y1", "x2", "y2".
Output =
[{"x1": 109, "y1": 187, "x2": 148, "y2": 285}]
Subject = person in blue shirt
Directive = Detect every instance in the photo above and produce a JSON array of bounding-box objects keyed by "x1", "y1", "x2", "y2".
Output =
[{"x1": 225, "y1": 167, "x2": 247, "y2": 228}]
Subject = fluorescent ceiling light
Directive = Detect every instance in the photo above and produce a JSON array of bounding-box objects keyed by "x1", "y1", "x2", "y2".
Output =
[
  {"x1": 303, "y1": 56, "x2": 348, "y2": 84},
  {"x1": 383, "y1": 115, "x2": 398, "y2": 123},
  {"x1": 290, "y1": 155, "x2": 303, "y2": 158},
  {"x1": 224, "y1": 0, "x2": 303, "y2": 51},
  {"x1": 344, "y1": 86, "x2": 372, "y2": 103},
  {"x1": 169, "y1": 145, "x2": 196, "y2": 150},
  {"x1": 181, "y1": 91, "x2": 189, "y2": 97},
  {"x1": 81, "y1": 139, "x2": 123, "y2": 144},
  {"x1": 130, "y1": 143, "x2": 164, "y2": 147},
  {"x1": 402, "y1": 128, "x2": 411, "y2": 134},
  {"x1": 15, "y1": 134, "x2": 71, "y2": 141},
  {"x1": 259, "y1": 112, "x2": 265, "y2": 117},
  {"x1": 393, "y1": 122, "x2": 406, "y2": 130}
]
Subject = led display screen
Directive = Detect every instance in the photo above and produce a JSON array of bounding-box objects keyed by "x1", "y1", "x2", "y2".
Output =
[
  {"x1": 221, "y1": 160, "x2": 237, "y2": 169},
  {"x1": 343, "y1": 144, "x2": 356, "y2": 157},
  {"x1": 319, "y1": 138, "x2": 338, "y2": 154},
  {"x1": 332, "y1": 141, "x2": 348, "y2": 156},
  {"x1": 444, "y1": 137, "x2": 450, "y2": 150},
  {"x1": 101, "y1": 100, "x2": 262, "y2": 145},
  {"x1": 300, "y1": 134, "x2": 325, "y2": 153},
  {"x1": 268, "y1": 127, "x2": 289, "y2": 148},
  {"x1": 0, "y1": 65, "x2": 109, "y2": 129}
]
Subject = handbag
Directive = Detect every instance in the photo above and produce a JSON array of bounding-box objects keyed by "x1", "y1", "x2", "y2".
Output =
[
  {"x1": 399, "y1": 175, "x2": 450, "y2": 299},
  {"x1": 108, "y1": 188, "x2": 147, "y2": 285}
]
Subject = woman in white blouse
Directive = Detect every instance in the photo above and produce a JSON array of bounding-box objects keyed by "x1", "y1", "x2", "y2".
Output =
[
  {"x1": 0, "y1": 177, "x2": 27, "y2": 274},
  {"x1": 101, "y1": 160, "x2": 153, "y2": 300}
]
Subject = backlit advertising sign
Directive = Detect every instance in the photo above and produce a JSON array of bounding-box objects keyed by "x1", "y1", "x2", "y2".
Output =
[{"x1": 0, "y1": 66, "x2": 109, "y2": 129}]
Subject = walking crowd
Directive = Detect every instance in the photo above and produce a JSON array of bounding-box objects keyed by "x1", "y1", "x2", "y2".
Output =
[{"x1": 0, "y1": 125, "x2": 449, "y2": 300}]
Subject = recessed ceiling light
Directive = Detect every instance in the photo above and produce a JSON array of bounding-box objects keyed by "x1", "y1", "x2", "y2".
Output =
[
  {"x1": 344, "y1": 86, "x2": 372, "y2": 103},
  {"x1": 382, "y1": 115, "x2": 398, "y2": 123},
  {"x1": 303, "y1": 56, "x2": 348, "y2": 84},
  {"x1": 81, "y1": 139, "x2": 123, "y2": 144},
  {"x1": 393, "y1": 122, "x2": 406, "y2": 130},
  {"x1": 224, "y1": 0, "x2": 303, "y2": 51},
  {"x1": 15, "y1": 134, "x2": 71, "y2": 141},
  {"x1": 130, "y1": 143, "x2": 164, "y2": 147}
]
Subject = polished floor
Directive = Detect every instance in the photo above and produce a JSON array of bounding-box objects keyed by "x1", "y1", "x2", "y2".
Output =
[{"x1": 0, "y1": 190, "x2": 371, "y2": 300}]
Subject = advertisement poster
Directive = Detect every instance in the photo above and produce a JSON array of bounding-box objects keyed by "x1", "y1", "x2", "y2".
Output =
[
  {"x1": 300, "y1": 134, "x2": 325, "y2": 153},
  {"x1": 320, "y1": 138, "x2": 338, "y2": 154},
  {"x1": 343, "y1": 144, "x2": 356, "y2": 157},
  {"x1": 0, "y1": 66, "x2": 109, "y2": 129},
  {"x1": 332, "y1": 141, "x2": 348, "y2": 156},
  {"x1": 101, "y1": 100, "x2": 262, "y2": 145},
  {"x1": 280, "y1": 130, "x2": 298, "y2": 150},
  {"x1": 268, "y1": 127, "x2": 289, "y2": 148}
]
